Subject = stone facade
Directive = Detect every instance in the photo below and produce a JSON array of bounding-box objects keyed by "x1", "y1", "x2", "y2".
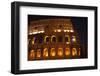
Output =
[{"x1": 28, "y1": 19, "x2": 83, "y2": 61}]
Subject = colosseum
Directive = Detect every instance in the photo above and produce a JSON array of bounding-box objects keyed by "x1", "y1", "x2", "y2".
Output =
[{"x1": 28, "y1": 18, "x2": 84, "y2": 61}]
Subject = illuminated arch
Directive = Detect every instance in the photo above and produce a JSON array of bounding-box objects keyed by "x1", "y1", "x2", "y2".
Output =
[
  {"x1": 31, "y1": 37, "x2": 35, "y2": 45},
  {"x1": 43, "y1": 48, "x2": 48, "y2": 57},
  {"x1": 65, "y1": 35, "x2": 70, "y2": 44},
  {"x1": 58, "y1": 48, "x2": 63, "y2": 56},
  {"x1": 50, "y1": 48, "x2": 56, "y2": 57},
  {"x1": 29, "y1": 50, "x2": 35, "y2": 60},
  {"x1": 72, "y1": 48, "x2": 77, "y2": 56},
  {"x1": 65, "y1": 48, "x2": 70, "y2": 56},
  {"x1": 36, "y1": 49, "x2": 41, "y2": 58},
  {"x1": 44, "y1": 36, "x2": 49, "y2": 43},
  {"x1": 32, "y1": 37, "x2": 39, "y2": 44},
  {"x1": 51, "y1": 35, "x2": 56, "y2": 42}
]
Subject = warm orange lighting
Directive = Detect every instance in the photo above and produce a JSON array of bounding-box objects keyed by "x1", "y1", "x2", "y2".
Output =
[
  {"x1": 50, "y1": 48, "x2": 56, "y2": 57},
  {"x1": 28, "y1": 18, "x2": 84, "y2": 61},
  {"x1": 57, "y1": 29, "x2": 61, "y2": 32},
  {"x1": 78, "y1": 48, "x2": 81, "y2": 56},
  {"x1": 32, "y1": 38, "x2": 35, "y2": 45},
  {"x1": 54, "y1": 30, "x2": 57, "y2": 32},
  {"x1": 51, "y1": 35, "x2": 56, "y2": 42},
  {"x1": 29, "y1": 50, "x2": 35, "y2": 60},
  {"x1": 72, "y1": 48, "x2": 77, "y2": 56},
  {"x1": 36, "y1": 49, "x2": 41, "y2": 58},
  {"x1": 70, "y1": 30, "x2": 74, "y2": 32},
  {"x1": 64, "y1": 30, "x2": 67, "y2": 32},
  {"x1": 65, "y1": 35, "x2": 70, "y2": 44},
  {"x1": 66, "y1": 42, "x2": 70, "y2": 44},
  {"x1": 58, "y1": 48, "x2": 63, "y2": 56},
  {"x1": 29, "y1": 30, "x2": 44, "y2": 35},
  {"x1": 43, "y1": 48, "x2": 48, "y2": 57},
  {"x1": 65, "y1": 48, "x2": 70, "y2": 56},
  {"x1": 66, "y1": 30, "x2": 70, "y2": 32},
  {"x1": 44, "y1": 36, "x2": 49, "y2": 43},
  {"x1": 72, "y1": 36, "x2": 76, "y2": 42}
]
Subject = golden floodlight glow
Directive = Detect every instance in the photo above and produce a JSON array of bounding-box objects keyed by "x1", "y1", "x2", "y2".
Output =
[
  {"x1": 70, "y1": 30, "x2": 74, "y2": 32},
  {"x1": 29, "y1": 50, "x2": 35, "y2": 60},
  {"x1": 29, "y1": 30, "x2": 44, "y2": 35},
  {"x1": 58, "y1": 48, "x2": 63, "y2": 56},
  {"x1": 40, "y1": 30, "x2": 44, "y2": 33},
  {"x1": 72, "y1": 36, "x2": 76, "y2": 42},
  {"x1": 67, "y1": 30, "x2": 70, "y2": 32},
  {"x1": 57, "y1": 29, "x2": 61, "y2": 32},
  {"x1": 44, "y1": 36, "x2": 49, "y2": 43},
  {"x1": 78, "y1": 48, "x2": 81, "y2": 56},
  {"x1": 32, "y1": 31, "x2": 39, "y2": 34},
  {"x1": 65, "y1": 35, "x2": 70, "y2": 44},
  {"x1": 64, "y1": 30, "x2": 67, "y2": 32},
  {"x1": 72, "y1": 38, "x2": 76, "y2": 42},
  {"x1": 32, "y1": 38, "x2": 35, "y2": 45},
  {"x1": 54, "y1": 30, "x2": 57, "y2": 32},
  {"x1": 65, "y1": 48, "x2": 70, "y2": 56},
  {"x1": 36, "y1": 49, "x2": 41, "y2": 58},
  {"x1": 51, "y1": 35, "x2": 56, "y2": 42},
  {"x1": 72, "y1": 48, "x2": 77, "y2": 56},
  {"x1": 66, "y1": 42, "x2": 70, "y2": 44},
  {"x1": 50, "y1": 48, "x2": 56, "y2": 57},
  {"x1": 29, "y1": 32, "x2": 33, "y2": 35},
  {"x1": 43, "y1": 48, "x2": 48, "y2": 57}
]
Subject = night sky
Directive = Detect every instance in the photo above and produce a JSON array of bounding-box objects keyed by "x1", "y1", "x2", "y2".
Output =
[{"x1": 28, "y1": 15, "x2": 88, "y2": 46}]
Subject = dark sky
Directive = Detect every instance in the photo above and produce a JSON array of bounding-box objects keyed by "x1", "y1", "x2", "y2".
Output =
[{"x1": 28, "y1": 15, "x2": 88, "y2": 45}]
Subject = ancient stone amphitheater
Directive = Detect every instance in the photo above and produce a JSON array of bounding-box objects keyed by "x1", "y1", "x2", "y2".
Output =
[{"x1": 28, "y1": 18, "x2": 83, "y2": 61}]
